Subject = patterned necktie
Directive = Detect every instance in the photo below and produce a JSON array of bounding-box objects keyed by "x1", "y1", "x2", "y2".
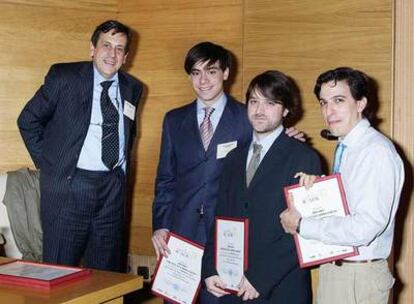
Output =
[
  {"x1": 246, "y1": 143, "x2": 263, "y2": 186},
  {"x1": 100, "y1": 80, "x2": 119, "y2": 169},
  {"x1": 332, "y1": 143, "x2": 346, "y2": 173},
  {"x1": 200, "y1": 107, "x2": 215, "y2": 151}
]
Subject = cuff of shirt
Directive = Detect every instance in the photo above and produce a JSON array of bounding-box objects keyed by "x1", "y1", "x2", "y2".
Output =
[{"x1": 299, "y1": 217, "x2": 320, "y2": 240}]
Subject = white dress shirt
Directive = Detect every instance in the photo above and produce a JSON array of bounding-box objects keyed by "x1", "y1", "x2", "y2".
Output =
[{"x1": 301, "y1": 119, "x2": 404, "y2": 260}]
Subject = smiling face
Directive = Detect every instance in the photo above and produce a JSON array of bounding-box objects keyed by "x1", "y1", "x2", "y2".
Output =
[
  {"x1": 90, "y1": 29, "x2": 128, "y2": 79},
  {"x1": 189, "y1": 60, "x2": 229, "y2": 106},
  {"x1": 319, "y1": 80, "x2": 367, "y2": 138},
  {"x1": 247, "y1": 89, "x2": 289, "y2": 139}
]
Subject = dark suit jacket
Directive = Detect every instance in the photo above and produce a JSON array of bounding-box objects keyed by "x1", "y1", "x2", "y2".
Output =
[
  {"x1": 152, "y1": 96, "x2": 252, "y2": 244},
  {"x1": 17, "y1": 61, "x2": 142, "y2": 220},
  {"x1": 202, "y1": 132, "x2": 322, "y2": 303}
]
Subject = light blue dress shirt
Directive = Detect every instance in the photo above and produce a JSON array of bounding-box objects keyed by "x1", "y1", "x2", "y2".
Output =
[{"x1": 77, "y1": 66, "x2": 125, "y2": 171}]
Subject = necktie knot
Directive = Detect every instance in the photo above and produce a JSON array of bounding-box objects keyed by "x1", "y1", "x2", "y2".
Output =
[
  {"x1": 204, "y1": 107, "x2": 214, "y2": 119},
  {"x1": 101, "y1": 80, "x2": 114, "y2": 91},
  {"x1": 253, "y1": 143, "x2": 262, "y2": 154}
]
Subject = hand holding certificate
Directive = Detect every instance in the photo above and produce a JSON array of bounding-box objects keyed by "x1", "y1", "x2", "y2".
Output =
[
  {"x1": 151, "y1": 233, "x2": 204, "y2": 304},
  {"x1": 284, "y1": 174, "x2": 358, "y2": 267},
  {"x1": 215, "y1": 217, "x2": 248, "y2": 293}
]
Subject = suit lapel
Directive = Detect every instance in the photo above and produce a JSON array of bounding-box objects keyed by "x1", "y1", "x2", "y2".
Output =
[
  {"x1": 79, "y1": 63, "x2": 94, "y2": 127},
  {"x1": 181, "y1": 101, "x2": 205, "y2": 150},
  {"x1": 247, "y1": 132, "x2": 290, "y2": 189},
  {"x1": 206, "y1": 96, "x2": 240, "y2": 156},
  {"x1": 118, "y1": 73, "x2": 132, "y2": 147}
]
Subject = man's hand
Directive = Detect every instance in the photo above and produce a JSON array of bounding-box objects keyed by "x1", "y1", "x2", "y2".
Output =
[
  {"x1": 280, "y1": 194, "x2": 302, "y2": 235},
  {"x1": 285, "y1": 127, "x2": 306, "y2": 142},
  {"x1": 294, "y1": 172, "x2": 318, "y2": 189},
  {"x1": 205, "y1": 275, "x2": 229, "y2": 298},
  {"x1": 151, "y1": 229, "x2": 170, "y2": 260},
  {"x1": 237, "y1": 276, "x2": 259, "y2": 301}
]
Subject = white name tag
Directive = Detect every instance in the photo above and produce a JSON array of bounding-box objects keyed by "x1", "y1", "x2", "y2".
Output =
[
  {"x1": 216, "y1": 141, "x2": 238, "y2": 159},
  {"x1": 123, "y1": 100, "x2": 136, "y2": 121}
]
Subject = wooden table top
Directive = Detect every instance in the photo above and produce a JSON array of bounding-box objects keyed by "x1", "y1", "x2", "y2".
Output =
[{"x1": 0, "y1": 257, "x2": 143, "y2": 304}]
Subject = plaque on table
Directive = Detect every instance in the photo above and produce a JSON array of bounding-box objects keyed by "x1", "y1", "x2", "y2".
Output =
[
  {"x1": 151, "y1": 233, "x2": 204, "y2": 304},
  {"x1": 284, "y1": 174, "x2": 358, "y2": 268},
  {"x1": 0, "y1": 260, "x2": 91, "y2": 289},
  {"x1": 215, "y1": 217, "x2": 248, "y2": 293}
]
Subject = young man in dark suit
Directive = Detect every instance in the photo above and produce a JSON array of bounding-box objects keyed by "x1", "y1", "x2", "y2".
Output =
[
  {"x1": 17, "y1": 20, "x2": 143, "y2": 272},
  {"x1": 151, "y1": 42, "x2": 304, "y2": 303},
  {"x1": 202, "y1": 70, "x2": 321, "y2": 303}
]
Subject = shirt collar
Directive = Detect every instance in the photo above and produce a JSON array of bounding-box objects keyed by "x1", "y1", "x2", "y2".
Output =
[
  {"x1": 196, "y1": 93, "x2": 227, "y2": 114},
  {"x1": 93, "y1": 65, "x2": 119, "y2": 86},
  {"x1": 340, "y1": 118, "x2": 370, "y2": 147},
  {"x1": 251, "y1": 124, "x2": 284, "y2": 152}
]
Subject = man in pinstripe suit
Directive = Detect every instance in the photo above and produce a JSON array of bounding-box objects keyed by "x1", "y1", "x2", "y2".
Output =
[{"x1": 17, "y1": 20, "x2": 143, "y2": 272}]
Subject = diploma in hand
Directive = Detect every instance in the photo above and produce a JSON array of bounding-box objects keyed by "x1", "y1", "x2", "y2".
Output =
[
  {"x1": 284, "y1": 174, "x2": 358, "y2": 268},
  {"x1": 151, "y1": 233, "x2": 204, "y2": 304},
  {"x1": 215, "y1": 217, "x2": 248, "y2": 292}
]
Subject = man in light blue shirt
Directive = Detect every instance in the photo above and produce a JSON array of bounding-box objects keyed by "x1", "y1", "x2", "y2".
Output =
[{"x1": 281, "y1": 67, "x2": 404, "y2": 304}]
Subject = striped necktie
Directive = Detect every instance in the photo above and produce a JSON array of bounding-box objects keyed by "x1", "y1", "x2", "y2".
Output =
[{"x1": 200, "y1": 107, "x2": 215, "y2": 150}]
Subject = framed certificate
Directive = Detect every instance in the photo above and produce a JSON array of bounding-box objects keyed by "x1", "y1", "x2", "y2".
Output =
[
  {"x1": 0, "y1": 260, "x2": 91, "y2": 289},
  {"x1": 215, "y1": 217, "x2": 248, "y2": 293},
  {"x1": 151, "y1": 233, "x2": 204, "y2": 304},
  {"x1": 284, "y1": 174, "x2": 358, "y2": 268}
]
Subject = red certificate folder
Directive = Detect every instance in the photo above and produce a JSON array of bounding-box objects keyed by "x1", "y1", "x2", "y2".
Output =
[
  {"x1": 0, "y1": 260, "x2": 91, "y2": 289},
  {"x1": 284, "y1": 174, "x2": 358, "y2": 268},
  {"x1": 215, "y1": 216, "x2": 249, "y2": 293},
  {"x1": 151, "y1": 233, "x2": 204, "y2": 304}
]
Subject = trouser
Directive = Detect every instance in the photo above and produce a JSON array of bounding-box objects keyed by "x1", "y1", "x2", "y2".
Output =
[
  {"x1": 317, "y1": 259, "x2": 394, "y2": 304},
  {"x1": 42, "y1": 168, "x2": 126, "y2": 272}
]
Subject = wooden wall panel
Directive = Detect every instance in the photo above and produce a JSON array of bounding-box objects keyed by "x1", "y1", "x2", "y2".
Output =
[
  {"x1": 118, "y1": 0, "x2": 244, "y2": 255},
  {"x1": 243, "y1": 0, "x2": 393, "y2": 168},
  {"x1": 3, "y1": 0, "x2": 117, "y2": 11},
  {"x1": 0, "y1": 2, "x2": 116, "y2": 172},
  {"x1": 393, "y1": 1, "x2": 414, "y2": 303},
  {"x1": 243, "y1": 0, "x2": 393, "y2": 301}
]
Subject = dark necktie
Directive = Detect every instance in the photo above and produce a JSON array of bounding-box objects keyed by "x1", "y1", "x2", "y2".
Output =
[
  {"x1": 200, "y1": 107, "x2": 215, "y2": 151},
  {"x1": 100, "y1": 80, "x2": 119, "y2": 169},
  {"x1": 332, "y1": 143, "x2": 346, "y2": 173},
  {"x1": 246, "y1": 143, "x2": 262, "y2": 186}
]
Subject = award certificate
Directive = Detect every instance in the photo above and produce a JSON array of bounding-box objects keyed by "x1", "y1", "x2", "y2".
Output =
[
  {"x1": 215, "y1": 217, "x2": 248, "y2": 292},
  {"x1": 284, "y1": 174, "x2": 358, "y2": 267},
  {"x1": 151, "y1": 233, "x2": 204, "y2": 304}
]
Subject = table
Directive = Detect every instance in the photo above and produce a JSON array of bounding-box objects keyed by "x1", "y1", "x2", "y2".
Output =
[{"x1": 0, "y1": 258, "x2": 143, "y2": 303}]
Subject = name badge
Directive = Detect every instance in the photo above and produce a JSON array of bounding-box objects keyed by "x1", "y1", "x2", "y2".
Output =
[
  {"x1": 123, "y1": 100, "x2": 136, "y2": 121},
  {"x1": 217, "y1": 141, "x2": 238, "y2": 159}
]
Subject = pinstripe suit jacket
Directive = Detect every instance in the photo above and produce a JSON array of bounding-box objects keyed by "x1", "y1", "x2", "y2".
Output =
[{"x1": 17, "y1": 61, "x2": 142, "y2": 220}]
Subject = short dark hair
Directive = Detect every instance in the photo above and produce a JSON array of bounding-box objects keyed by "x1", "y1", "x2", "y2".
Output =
[
  {"x1": 91, "y1": 20, "x2": 131, "y2": 53},
  {"x1": 245, "y1": 70, "x2": 299, "y2": 119},
  {"x1": 184, "y1": 42, "x2": 231, "y2": 75},
  {"x1": 314, "y1": 67, "x2": 372, "y2": 118}
]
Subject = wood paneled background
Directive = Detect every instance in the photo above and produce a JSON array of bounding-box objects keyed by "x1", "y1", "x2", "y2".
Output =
[{"x1": 0, "y1": 0, "x2": 412, "y2": 303}]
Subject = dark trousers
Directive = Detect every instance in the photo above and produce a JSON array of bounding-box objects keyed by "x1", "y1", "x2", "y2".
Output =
[{"x1": 42, "y1": 168, "x2": 126, "y2": 272}]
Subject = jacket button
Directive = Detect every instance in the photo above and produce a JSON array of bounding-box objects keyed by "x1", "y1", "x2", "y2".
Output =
[{"x1": 67, "y1": 175, "x2": 72, "y2": 181}]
